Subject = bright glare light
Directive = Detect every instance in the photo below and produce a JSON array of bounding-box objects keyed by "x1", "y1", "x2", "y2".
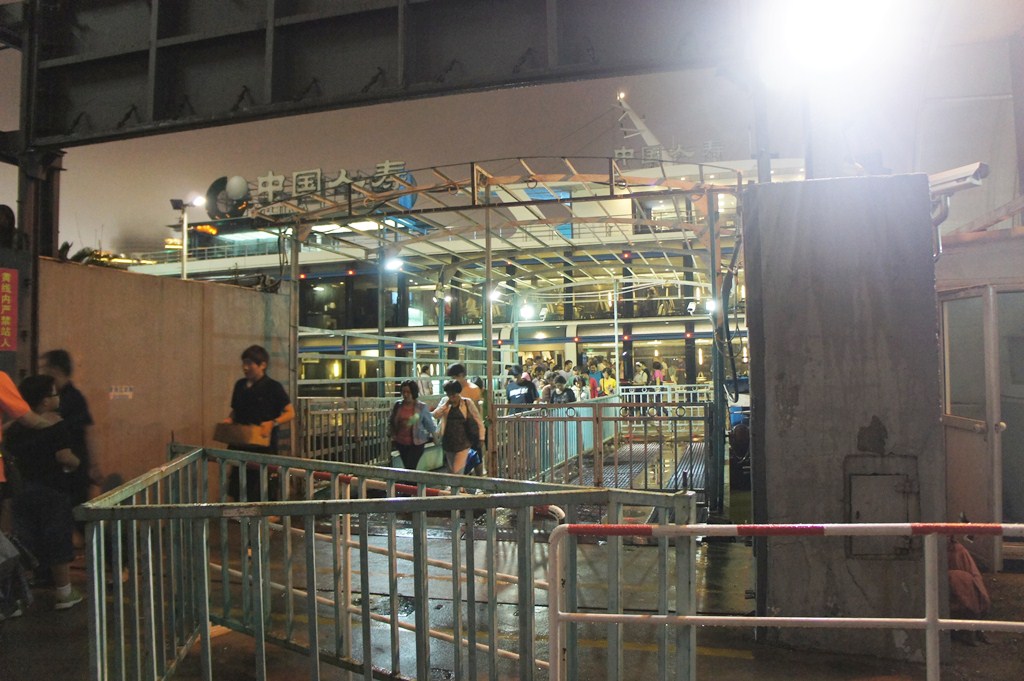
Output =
[
  {"x1": 520, "y1": 304, "x2": 535, "y2": 320},
  {"x1": 706, "y1": 299, "x2": 717, "y2": 313},
  {"x1": 489, "y1": 289, "x2": 502, "y2": 301},
  {"x1": 443, "y1": 294, "x2": 452, "y2": 303},
  {"x1": 384, "y1": 256, "x2": 403, "y2": 271},
  {"x1": 219, "y1": 230, "x2": 278, "y2": 242},
  {"x1": 617, "y1": 91, "x2": 626, "y2": 101},
  {"x1": 190, "y1": 196, "x2": 206, "y2": 207},
  {"x1": 350, "y1": 221, "x2": 380, "y2": 231},
  {"x1": 759, "y1": 0, "x2": 913, "y2": 89}
]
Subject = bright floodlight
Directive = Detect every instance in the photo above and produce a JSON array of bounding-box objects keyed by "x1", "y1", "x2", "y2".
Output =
[
  {"x1": 190, "y1": 195, "x2": 206, "y2": 207},
  {"x1": 520, "y1": 304, "x2": 535, "y2": 320},
  {"x1": 489, "y1": 289, "x2": 502, "y2": 301},
  {"x1": 384, "y1": 256, "x2": 403, "y2": 271},
  {"x1": 759, "y1": 0, "x2": 912, "y2": 88},
  {"x1": 705, "y1": 299, "x2": 717, "y2": 313}
]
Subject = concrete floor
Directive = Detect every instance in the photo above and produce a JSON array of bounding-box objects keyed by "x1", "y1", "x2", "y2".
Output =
[{"x1": 1, "y1": 470, "x2": 1012, "y2": 680}]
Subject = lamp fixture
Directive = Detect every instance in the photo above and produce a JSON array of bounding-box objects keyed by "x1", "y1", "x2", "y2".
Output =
[
  {"x1": 169, "y1": 196, "x2": 206, "y2": 211},
  {"x1": 169, "y1": 195, "x2": 206, "y2": 280}
]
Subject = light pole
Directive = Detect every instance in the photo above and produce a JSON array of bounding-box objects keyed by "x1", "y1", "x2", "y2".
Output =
[{"x1": 169, "y1": 196, "x2": 206, "y2": 279}]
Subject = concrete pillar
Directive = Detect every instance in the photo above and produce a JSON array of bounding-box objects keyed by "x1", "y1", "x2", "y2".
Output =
[{"x1": 744, "y1": 174, "x2": 943, "y2": 660}]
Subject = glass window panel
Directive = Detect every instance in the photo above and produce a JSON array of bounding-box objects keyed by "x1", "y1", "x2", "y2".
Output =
[{"x1": 944, "y1": 296, "x2": 985, "y2": 419}]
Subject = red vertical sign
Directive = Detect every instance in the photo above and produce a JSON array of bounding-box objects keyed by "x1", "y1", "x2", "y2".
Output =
[{"x1": 0, "y1": 268, "x2": 17, "y2": 351}]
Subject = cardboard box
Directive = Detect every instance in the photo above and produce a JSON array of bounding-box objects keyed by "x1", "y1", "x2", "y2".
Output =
[{"x1": 213, "y1": 422, "x2": 270, "y2": 448}]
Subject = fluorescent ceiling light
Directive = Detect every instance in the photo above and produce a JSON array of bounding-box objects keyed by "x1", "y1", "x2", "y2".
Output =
[
  {"x1": 312, "y1": 223, "x2": 347, "y2": 234},
  {"x1": 218, "y1": 231, "x2": 279, "y2": 242},
  {"x1": 350, "y1": 221, "x2": 380, "y2": 231}
]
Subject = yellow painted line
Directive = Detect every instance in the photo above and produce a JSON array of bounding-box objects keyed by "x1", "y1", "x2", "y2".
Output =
[
  {"x1": 697, "y1": 645, "x2": 755, "y2": 660},
  {"x1": 573, "y1": 639, "x2": 754, "y2": 659}
]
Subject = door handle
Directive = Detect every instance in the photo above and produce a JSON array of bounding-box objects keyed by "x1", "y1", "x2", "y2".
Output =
[{"x1": 995, "y1": 421, "x2": 1007, "y2": 434}]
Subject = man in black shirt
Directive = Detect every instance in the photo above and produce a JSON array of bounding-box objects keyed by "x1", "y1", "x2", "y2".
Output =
[
  {"x1": 40, "y1": 349, "x2": 97, "y2": 513},
  {"x1": 506, "y1": 370, "x2": 539, "y2": 412},
  {"x1": 6, "y1": 375, "x2": 84, "y2": 610},
  {"x1": 223, "y1": 345, "x2": 294, "y2": 501}
]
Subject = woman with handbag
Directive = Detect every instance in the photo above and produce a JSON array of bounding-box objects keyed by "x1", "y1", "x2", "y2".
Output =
[
  {"x1": 387, "y1": 379, "x2": 437, "y2": 470},
  {"x1": 432, "y1": 380, "x2": 485, "y2": 478}
]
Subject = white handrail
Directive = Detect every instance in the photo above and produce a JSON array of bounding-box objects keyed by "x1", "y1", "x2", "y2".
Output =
[{"x1": 547, "y1": 521, "x2": 1024, "y2": 681}]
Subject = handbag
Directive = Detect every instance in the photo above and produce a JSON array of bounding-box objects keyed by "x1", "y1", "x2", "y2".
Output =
[
  {"x1": 463, "y1": 398, "x2": 481, "y2": 444},
  {"x1": 434, "y1": 413, "x2": 446, "y2": 441}
]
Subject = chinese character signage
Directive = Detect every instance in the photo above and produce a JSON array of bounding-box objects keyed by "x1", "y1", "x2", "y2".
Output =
[
  {"x1": 249, "y1": 161, "x2": 416, "y2": 218},
  {"x1": 0, "y1": 269, "x2": 17, "y2": 352}
]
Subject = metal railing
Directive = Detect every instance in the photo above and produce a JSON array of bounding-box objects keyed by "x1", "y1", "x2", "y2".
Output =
[
  {"x1": 297, "y1": 393, "x2": 709, "y2": 494},
  {"x1": 547, "y1": 522, "x2": 1024, "y2": 681},
  {"x1": 616, "y1": 384, "x2": 712, "y2": 419},
  {"x1": 78, "y1": 444, "x2": 695, "y2": 681},
  {"x1": 493, "y1": 399, "x2": 708, "y2": 493},
  {"x1": 135, "y1": 240, "x2": 293, "y2": 264},
  {"x1": 296, "y1": 396, "x2": 425, "y2": 464},
  {"x1": 297, "y1": 330, "x2": 515, "y2": 400}
]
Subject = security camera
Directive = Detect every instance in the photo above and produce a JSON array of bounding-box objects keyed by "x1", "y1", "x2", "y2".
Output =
[
  {"x1": 928, "y1": 162, "x2": 989, "y2": 198},
  {"x1": 686, "y1": 301, "x2": 697, "y2": 315}
]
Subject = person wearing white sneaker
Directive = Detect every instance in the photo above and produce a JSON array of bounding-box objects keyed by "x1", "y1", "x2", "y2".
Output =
[
  {"x1": 4, "y1": 375, "x2": 83, "y2": 611},
  {"x1": 54, "y1": 583, "x2": 83, "y2": 610}
]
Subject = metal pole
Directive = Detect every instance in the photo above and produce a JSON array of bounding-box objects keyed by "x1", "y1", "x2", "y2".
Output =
[
  {"x1": 289, "y1": 227, "x2": 300, "y2": 457},
  {"x1": 377, "y1": 247, "x2": 386, "y2": 396},
  {"x1": 437, "y1": 291, "x2": 445, "y2": 380},
  {"x1": 513, "y1": 292, "x2": 520, "y2": 360},
  {"x1": 753, "y1": 78, "x2": 772, "y2": 184},
  {"x1": 613, "y1": 280, "x2": 620, "y2": 390},
  {"x1": 484, "y1": 178, "x2": 496, "y2": 472},
  {"x1": 924, "y1": 533, "x2": 940, "y2": 681},
  {"x1": 709, "y1": 193, "x2": 726, "y2": 515},
  {"x1": 180, "y1": 208, "x2": 188, "y2": 280}
]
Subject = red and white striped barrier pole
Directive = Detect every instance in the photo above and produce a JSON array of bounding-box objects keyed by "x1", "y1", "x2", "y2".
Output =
[{"x1": 547, "y1": 522, "x2": 1024, "y2": 681}]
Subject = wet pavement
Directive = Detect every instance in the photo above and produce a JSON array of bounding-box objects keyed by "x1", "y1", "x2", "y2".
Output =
[{"x1": 0, "y1": 536, "x2": 952, "y2": 681}]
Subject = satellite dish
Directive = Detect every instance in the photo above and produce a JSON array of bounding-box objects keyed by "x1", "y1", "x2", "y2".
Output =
[
  {"x1": 205, "y1": 176, "x2": 248, "y2": 219},
  {"x1": 226, "y1": 175, "x2": 249, "y2": 200}
]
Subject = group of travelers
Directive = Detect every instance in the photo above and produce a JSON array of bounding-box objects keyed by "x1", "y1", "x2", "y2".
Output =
[
  {"x1": 499, "y1": 355, "x2": 676, "y2": 406},
  {"x1": 387, "y1": 363, "x2": 485, "y2": 485},
  {"x1": 0, "y1": 350, "x2": 96, "y2": 617}
]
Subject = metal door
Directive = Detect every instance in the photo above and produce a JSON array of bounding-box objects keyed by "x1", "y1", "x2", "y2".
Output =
[
  {"x1": 997, "y1": 290, "x2": 1024, "y2": 526},
  {"x1": 941, "y1": 287, "x2": 1004, "y2": 570}
]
